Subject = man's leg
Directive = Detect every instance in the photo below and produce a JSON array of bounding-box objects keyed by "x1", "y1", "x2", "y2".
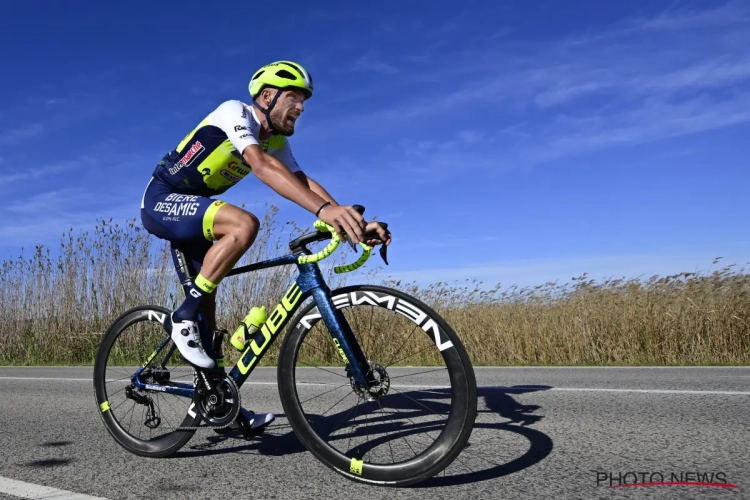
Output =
[
  {"x1": 170, "y1": 245, "x2": 222, "y2": 359},
  {"x1": 195, "y1": 206, "x2": 276, "y2": 434},
  {"x1": 170, "y1": 202, "x2": 259, "y2": 368},
  {"x1": 141, "y1": 180, "x2": 259, "y2": 369}
]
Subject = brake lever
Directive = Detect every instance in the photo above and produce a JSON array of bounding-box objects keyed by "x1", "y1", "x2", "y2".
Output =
[
  {"x1": 334, "y1": 224, "x2": 359, "y2": 252},
  {"x1": 377, "y1": 221, "x2": 390, "y2": 265},
  {"x1": 379, "y1": 244, "x2": 389, "y2": 265}
]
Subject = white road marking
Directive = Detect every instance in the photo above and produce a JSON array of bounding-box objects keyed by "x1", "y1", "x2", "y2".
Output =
[
  {"x1": 0, "y1": 475, "x2": 109, "y2": 499},
  {"x1": 536, "y1": 386, "x2": 750, "y2": 396},
  {"x1": 1, "y1": 377, "x2": 750, "y2": 395},
  {"x1": 379, "y1": 384, "x2": 750, "y2": 395},
  {"x1": 0, "y1": 377, "x2": 95, "y2": 382}
]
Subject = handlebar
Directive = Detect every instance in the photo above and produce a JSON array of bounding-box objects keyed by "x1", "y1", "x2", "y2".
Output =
[
  {"x1": 294, "y1": 205, "x2": 388, "y2": 274},
  {"x1": 296, "y1": 220, "x2": 372, "y2": 274}
]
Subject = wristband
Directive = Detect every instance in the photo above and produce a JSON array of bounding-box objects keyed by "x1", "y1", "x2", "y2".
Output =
[{"x1": 315, "y1": 201, "x2": 331, "y2": 217}]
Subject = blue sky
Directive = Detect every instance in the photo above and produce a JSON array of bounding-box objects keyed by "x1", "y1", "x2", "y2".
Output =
[{"x1": 1, "y1": 0, "x2": 749, "y2": 289}]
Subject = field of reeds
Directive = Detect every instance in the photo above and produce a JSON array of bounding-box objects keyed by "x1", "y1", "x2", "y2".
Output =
[{"x1": 1, "y1": 204, "x2": 748, "y2": 366}]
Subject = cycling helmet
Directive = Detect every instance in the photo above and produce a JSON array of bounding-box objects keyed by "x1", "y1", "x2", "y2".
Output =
[{"x1": 249, "y1": 61, "x2": 313, "y2": 99}]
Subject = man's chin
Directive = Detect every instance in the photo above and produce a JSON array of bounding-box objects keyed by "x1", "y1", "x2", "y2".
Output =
[
  {"x1": 277, "y1": 129, "x2": 295, "y2": 137},
  {"x1": 271, "y1": 121, "x2": 295, "y2": 136}
]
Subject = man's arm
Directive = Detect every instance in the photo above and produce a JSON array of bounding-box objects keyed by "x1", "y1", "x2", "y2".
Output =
[
  {"x1": 242, "y1": 145, "x2": 365, "y2": 242},
  {"x1": 294, "y1": 171, "x2": 339, "y2": 207}
]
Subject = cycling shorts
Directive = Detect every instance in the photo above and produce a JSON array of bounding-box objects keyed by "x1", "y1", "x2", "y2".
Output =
[{"x1": 140, "y1": 177, "x2": 226, "y2": 264}]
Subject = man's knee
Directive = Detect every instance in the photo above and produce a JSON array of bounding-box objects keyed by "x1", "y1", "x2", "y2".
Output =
[
  {"x1": 211, "y1": 203, "x2": 260, "y2": 248},
  {"x1": 230, "y1": 211, "x2": 259, "y2": 249}
]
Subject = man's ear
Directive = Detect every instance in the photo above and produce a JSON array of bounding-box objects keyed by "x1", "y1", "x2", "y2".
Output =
[{"x1": 260, "y1": 88, "x2": 277, "y2": 106}]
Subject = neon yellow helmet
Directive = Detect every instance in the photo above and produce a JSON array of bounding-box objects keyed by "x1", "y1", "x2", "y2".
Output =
[{"x1": 249, "y1": 61, "x2": 314, "y2": 99}]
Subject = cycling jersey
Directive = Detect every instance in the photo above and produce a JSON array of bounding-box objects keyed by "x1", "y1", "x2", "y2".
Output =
[{"x1": 151, "y1": 100, "x2": 300, "y2": 197}]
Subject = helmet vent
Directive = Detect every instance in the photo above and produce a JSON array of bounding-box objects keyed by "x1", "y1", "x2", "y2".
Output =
[
  {"x1": 252, "y1": 70, "x2": 265, "y2": 80},
  {"x1": 275, "y1": 69, "x2": 298, "y2": 81},
  {"x1": 285, "y1": 62, "x2": 303, "y2": 74}
]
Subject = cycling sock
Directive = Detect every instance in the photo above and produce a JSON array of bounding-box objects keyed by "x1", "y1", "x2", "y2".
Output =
[{"x1": 174, "y1": 274, "x2": 218, "y2": 322}]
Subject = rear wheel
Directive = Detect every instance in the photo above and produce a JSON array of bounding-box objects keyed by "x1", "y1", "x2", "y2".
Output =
[
  {"x1": 93, "y1": 305, "x2": 200, "y2": 458},
  {"x1": 277, "y1": 285, "x2": 477, "y2": 486}
]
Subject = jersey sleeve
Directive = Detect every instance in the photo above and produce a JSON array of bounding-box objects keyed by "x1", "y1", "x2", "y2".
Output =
[
  {"x1": 270, "y1": 138, "x2": 301, "y2": 173},
  {"x1": 213, "y1": 100, "x2": 260, "y2": 153}
]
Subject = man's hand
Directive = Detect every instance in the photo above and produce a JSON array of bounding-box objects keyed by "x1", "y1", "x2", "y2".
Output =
[
  {"x1": 318, "y1": 205, "x2": 367, "y2": 244},
  {"x1": 363, "y1": 221, "x2": 391, "y2": 247}
]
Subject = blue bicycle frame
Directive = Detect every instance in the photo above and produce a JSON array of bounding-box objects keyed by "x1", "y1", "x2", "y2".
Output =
[{"x1": 131, "y1": 229, "x2": 373, "y2": 399}]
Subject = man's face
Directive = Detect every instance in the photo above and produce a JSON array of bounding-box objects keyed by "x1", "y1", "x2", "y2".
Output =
[{"x1": 268, "y1": 88, "x2": 306, "y2": 136}]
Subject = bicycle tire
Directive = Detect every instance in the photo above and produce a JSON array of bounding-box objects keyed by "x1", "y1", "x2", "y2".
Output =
[
  {"x1": 93, "y1": 305, "x2": 200, "y2": 458},
  {"x1": 277, "y1": 284, "x2": 477, "y2": 487}
]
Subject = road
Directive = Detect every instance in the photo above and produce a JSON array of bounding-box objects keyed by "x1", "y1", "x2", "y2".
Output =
[{"x1": 0, "y1": 366, "x2": 748, "y2": 499}]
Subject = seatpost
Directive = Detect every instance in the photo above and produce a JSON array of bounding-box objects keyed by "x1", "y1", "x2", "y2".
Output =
[{"x1": 172, "y1": 248, "x2": 196, "y2": 292}]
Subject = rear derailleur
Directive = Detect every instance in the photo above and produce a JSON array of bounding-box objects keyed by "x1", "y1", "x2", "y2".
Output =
[{"x1": 125, "y1": 385, "x2": 161, "y2": 429}]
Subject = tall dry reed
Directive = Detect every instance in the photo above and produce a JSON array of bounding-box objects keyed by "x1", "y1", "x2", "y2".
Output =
[
  {"x1": 0, "y1": 204, "x2": 748, "y2": 366},
  {"x1": 385, "y1": 264, "x2": 750, "y2": 366}
]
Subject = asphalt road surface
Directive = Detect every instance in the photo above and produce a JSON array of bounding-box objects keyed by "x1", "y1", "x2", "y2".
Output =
[{"x1": 1, "y1": 366, "x2": 748, "y2": 499}]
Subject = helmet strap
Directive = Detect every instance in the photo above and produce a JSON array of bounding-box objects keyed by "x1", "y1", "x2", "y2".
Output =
[{"x1": 253, "y1": 87, "x2": 284, "y2": 135}]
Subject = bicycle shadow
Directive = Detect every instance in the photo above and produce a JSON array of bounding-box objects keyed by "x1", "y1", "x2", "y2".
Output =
[
  {"x1": 416, "y1": 385, "x2": 553, "y2": 487},
  {"x1": 174, "y1": 385, "x2": 554, "y2": 486}
]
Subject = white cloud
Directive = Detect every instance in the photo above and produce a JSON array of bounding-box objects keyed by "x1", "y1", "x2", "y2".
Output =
[
  {"x1": 0, "y1": 180, "x2": 142, "y2": 250},
  {"x1": 0, "y1": 123, "x2": 43, "y2": 146},
  {"x1": 352, "y1": 54, "x2": 399, "y2": 75},
  {"x1": 632, "y1": 0, "x2": 749, "y2": 32},
  {"x1": 0, "y1": 161, "x2": 80, "y2": 188},
  {"x1": 303, "y1": 1, "x2": 750, "y2": 173}
]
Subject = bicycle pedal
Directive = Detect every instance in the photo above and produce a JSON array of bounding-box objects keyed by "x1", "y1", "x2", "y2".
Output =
[{"x1": 213, "y1": 410, "x2": 274, "y2": 439}]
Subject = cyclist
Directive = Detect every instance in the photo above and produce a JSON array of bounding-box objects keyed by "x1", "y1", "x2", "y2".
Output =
[{"x1": 140, "y1": 61, "x2": 391, "y2": 432}]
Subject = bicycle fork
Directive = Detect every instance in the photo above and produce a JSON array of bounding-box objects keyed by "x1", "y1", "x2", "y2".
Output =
[{"x1": 297, "y1": 263, "x2": 371, "y2": 386}]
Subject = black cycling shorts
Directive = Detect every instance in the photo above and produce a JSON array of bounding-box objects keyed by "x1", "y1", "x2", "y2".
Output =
[{"x1": 140, "y1": 177, "x2": 226, "y2": 266}]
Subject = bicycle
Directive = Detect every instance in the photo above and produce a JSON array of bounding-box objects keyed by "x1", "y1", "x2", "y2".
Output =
[{"x1": 93, "y1": 205, "x2": 477, "y2": 487}]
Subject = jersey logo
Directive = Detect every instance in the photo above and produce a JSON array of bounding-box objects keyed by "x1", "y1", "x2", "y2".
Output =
[
  {"x1": 227, "y1": 161, "x2": 250, "y2": 176},
  {"x1": 220, "y1": 171, "x2": 241, "y2": 183},
  {"x1": 169, "y1": 141, "x2": 205, "y2": 175}
]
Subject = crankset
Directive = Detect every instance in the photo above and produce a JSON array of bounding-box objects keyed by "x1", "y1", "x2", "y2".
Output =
[{"x1": 194, "y1": 371, "x2": 240, "y2": 427}]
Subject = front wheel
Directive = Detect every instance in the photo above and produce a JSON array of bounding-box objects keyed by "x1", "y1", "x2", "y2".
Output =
[{"x1": 277, "y1": 285, "x2": 477, "y2": 487}]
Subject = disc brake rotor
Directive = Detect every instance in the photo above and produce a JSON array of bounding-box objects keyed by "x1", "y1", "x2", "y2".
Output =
[{"x1": 350, "y1": 362, "x2": 390, "y2": 401}]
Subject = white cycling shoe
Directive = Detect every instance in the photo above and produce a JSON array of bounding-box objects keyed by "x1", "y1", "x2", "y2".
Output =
[{"x1": 168, "y1": 312, "x2": 215, "y2": 369}]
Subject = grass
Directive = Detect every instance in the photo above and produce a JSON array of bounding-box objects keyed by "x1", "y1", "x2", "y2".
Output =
[{"x1": 1, "y1": 204, "x2": 748, "y2": 367}]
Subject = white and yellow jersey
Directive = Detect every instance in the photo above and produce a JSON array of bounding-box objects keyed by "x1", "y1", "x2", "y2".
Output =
[{"x1": 151, "y1": 100, "x2": 299, "y2": 196}]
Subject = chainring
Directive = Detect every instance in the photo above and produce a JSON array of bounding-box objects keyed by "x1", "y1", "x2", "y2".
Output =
[{"x1": 195, "y1": 374, "x2": 241, "y2": 427}]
